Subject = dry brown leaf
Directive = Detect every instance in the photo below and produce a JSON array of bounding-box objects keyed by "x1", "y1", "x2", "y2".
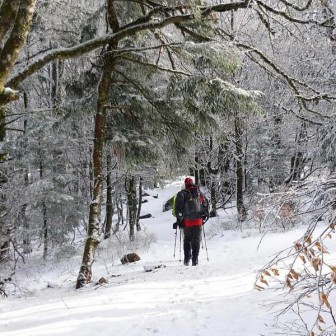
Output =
[
  {"x1": 321, "y1": 293, "x2": 331, "y2": 308},
  {"x1": 312, "y1": 258, "x2": 321, "y2": 271},
  {"x1": 304, "y1": 235, "x2": 312, "y2": 244},
  {"x1": 295, "y1": 242, "x2": 302, "y2": 251},
  {"x1": 332, "y1": 273, "x2": 336, "y2": 284},
  {"x1": 322, "y1": 247, "x2": 329, "y2": 254},
  {"x1": 271, "y1": 268, "x2": 280, "y2": 276},
  {"x1": 260, "y1": 278, "x2": 269, "y2": 286},
  {"x1": 292, "y1": 274, "x2": 298, "y2": 280},
  {"x1": 263, "y1": 270, "x2": 271, "y2": 276},
  {"x1": 330, "y1": 223, "x2": 335, "y2": 230},
  {"x1": 255, "y1": 284, "x2": 265, "y2": 291},
  {"x1": 318, "y1": 314, "x2": 326, "y2": 324},
  {"x1": 290, "y1": 269, "x2": 300, "y2": 280},
  {"x1": 286, "y1": 278, "x2": 292, "y2": 289},
  {"x1": 315, "y1": 241, "x2": 329, "y2": 254},
  {"x1": 299, "y1": 254, "x2": 307, "y2": 264}
]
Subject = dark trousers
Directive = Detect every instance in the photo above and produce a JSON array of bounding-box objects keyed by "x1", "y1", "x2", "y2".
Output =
[{"x1": 183, "y1": 226, "x2": 202, "y2": 262}]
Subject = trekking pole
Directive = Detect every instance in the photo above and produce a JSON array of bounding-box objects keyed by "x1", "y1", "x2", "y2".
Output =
[
  {"x1": 201, "y1": 216, "x2": 209, "y2": 250},
  {"x1": 202, "y1": 224, "x2": 209, "y2": 261},
  {"x1": 179, "y1": 228, "x2": 182, "y2": 263},
  {"x1": 173, "y1": 227, "x2": 178, "y2": 257}
]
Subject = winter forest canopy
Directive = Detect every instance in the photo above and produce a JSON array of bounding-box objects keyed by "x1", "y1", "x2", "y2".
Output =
[{"x1": 1, "y1": 0, "x2": 336, "y2": 334}]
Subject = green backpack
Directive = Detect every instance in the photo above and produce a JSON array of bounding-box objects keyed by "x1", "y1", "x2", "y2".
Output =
[{"x1": 172, "y1": 194, "x2": 177, "y2": 217}]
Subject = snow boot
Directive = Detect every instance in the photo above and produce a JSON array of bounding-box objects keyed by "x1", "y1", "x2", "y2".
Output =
[{"x1": 184, "y1": 259, "x2": 190, "y2": 266}]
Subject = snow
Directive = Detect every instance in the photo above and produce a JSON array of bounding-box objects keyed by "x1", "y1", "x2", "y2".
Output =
[
  {"x1": 3, "y1": 87, "x2": 19, "y2": 95},
  {"x1": 0, "y1": 179, "x2": 314, "y2": 336}
]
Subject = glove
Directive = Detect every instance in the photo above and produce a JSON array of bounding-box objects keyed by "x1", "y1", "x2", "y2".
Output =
[
  {"x1": 177, "y1": 218, "x2": 184, "y2": 229},
  {"x1": 201, "y1": 211, "x2": 209, "y2": 223},
  {"x1": 173, "y1": 222, "x2": 177, "y2": 230}
]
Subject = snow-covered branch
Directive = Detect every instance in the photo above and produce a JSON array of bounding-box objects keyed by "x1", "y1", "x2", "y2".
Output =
[{"x1": 8, "y1": 1, "x2": 250, "y2": 88}]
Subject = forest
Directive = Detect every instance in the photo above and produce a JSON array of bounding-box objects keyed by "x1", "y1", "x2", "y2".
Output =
[{"x1": 1, "y1": 1, "x2": 336, "y2": 335}]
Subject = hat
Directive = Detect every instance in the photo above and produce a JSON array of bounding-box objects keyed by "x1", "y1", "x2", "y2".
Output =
[{"x1": 184, "y1": 177, "x2": 194, "y2": 188}]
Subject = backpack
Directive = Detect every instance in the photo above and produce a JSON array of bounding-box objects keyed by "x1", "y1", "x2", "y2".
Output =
[
  {"x1": 172, "y1": 195, "x2": 177, "y2": 217},
  {"x1": 183, "y1": 188, "x2": 201, "y2": 220}
]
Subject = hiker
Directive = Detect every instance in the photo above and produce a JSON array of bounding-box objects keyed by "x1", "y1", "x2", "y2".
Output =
[{"x1": 173, "y1": 177, "x2": 209, "y2": 266}]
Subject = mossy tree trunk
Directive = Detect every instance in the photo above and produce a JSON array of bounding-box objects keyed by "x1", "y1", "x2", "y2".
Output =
[
  {"x1": 0, "y1": 0, "x2": 37, "y2": 259},
  {"x1": 0, "y1": 0, "x2": 36, "y2": 106}
]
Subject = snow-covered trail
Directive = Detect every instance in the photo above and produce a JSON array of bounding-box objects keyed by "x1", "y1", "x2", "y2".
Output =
[{"x1": 0, "y1": 181, "x2": 302, "y2": 336}]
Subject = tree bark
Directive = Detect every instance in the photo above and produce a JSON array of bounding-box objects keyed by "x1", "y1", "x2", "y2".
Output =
[
  {"x1": 234, "y1": 115, "x2": 247, "y2": 222},
  {"x1": 126, "y1": 175, "x2": 137, "y2": 241},
  {"x1": 207, "y1": 137, "x2": 218, "y2": 216},
  {"x1": 0, "y1": 0, "x2": 20, "y2": 44},
  {"x1": 104, "y1": 152, "x2": 114, "y2": 239},
  {"x1": 76, "y1": 1, "x2": 119, "y2": 289},
  {"x1": 116, "y1": 195, "x2": 123, "y2": 232},
  {"x1": 287, "y1": 122, "x2": 308, "y2": 183},
  {"x1": 136, "y1": 177, "x2": 143, "y2": 231},
  {"x1": 0, "y1": 0, "x2": 36, "y2": 164},
  {"x1": 22, "y1": 92, "x2": 31, "y2": 254},
  {"x1": 0, "y1": 0, "x2": 37, "y2": 90},
  {"x1": 76, "y1": 59, "x2": 114, "y2": 288},
  {"x1": 210, "y1": 180, "x2": 217, "y2": 217},
  {"x1": 38, "y1": 144, "x2": 48, "y2": 259},
  {"x1": 42, "y1": 202, "x2": 48, "y2": 260}
]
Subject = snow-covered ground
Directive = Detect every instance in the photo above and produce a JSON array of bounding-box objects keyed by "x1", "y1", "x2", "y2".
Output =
[{"x1": 0, "y1": 179, "x2": 314, "y2": 335}]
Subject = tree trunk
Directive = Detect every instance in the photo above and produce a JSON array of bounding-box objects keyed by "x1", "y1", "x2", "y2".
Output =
[
  {"x1": 0, "y1": 240, "x2": 9, "y2": 262},
  {"x1": 22, "y1": 204, "x2": 30, "y2": 254},
  {"x1": 286, "y1": 122, "x2": 308, "y2": 184},
  {"x1": 76, "y1": 1, "x2": 120, "y2": 289},
  {"x1": 76, "y1": 60, "x2": 114, "y2": 288},
  {"x1": 207, "y1": 137, "x2": 218, "y2": 216},
  {"x1": 42, "y1": 202, "x2": 48, "y2": 260},
  {"x1": 218, "y1": 139, "x2": 231, "y2": 197},
  {"x1": 39, "y1": 146, "x2": 48, "y2": 259},
  {"x1": 104, "y1": 152, "x2": 114, "y2": 239},
  {"x1": 0, "y1": 129, "x2": 8, "y2": 259},
  {"x1": 22, "y1": 92, "x2": 31, "y2": 254},
  {"x1": 136, "y1": 177, "x2": 143, "y2": 231},
  {"x1": 0, "y1": 107, "x2": 6, "y2": 143},
  {"x1": 194, "y1": 154, "x2": 199, "y2": 186},
  {"x1": 0, "y1": 0, "x2": 37, "y2": 93},
  {"x1": 126, "y1": 175, "x2": 137, "y2": 241},
  {"x1": 234, "y1": 115, "x2": 247, "y2": 222},
  {"x1": 267, "y1": 113, "x2": 284, "y2": 191},
  {"x1": 210, "y1": 180, "x2": 217, "y2": 217},
  {"x1": 116, "y1": 195, "x2": 123, "y2": 232}
]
